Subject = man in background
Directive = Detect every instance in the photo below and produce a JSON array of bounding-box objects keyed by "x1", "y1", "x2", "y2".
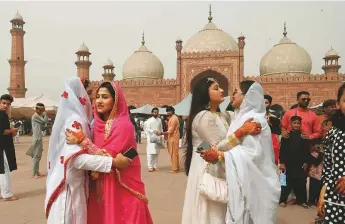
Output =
[
  {"x1": 26, "y1": 103, "x2": 48, "y2": 179},
  {"x1": 0, "y1": 94, "x2": 18, "y2": 201},
  {"x1": 145, "y1": 107, "x2": 163, "y2": 172},
  {"x1": 163, "y1": 106, "x2": 180, "y2": 173},
  {"x1": 264, "y1": 94, "x2": 280, "y2": 165},
  {"x1": 308, "y1": 99, "x2": 337, "y2": 206}
]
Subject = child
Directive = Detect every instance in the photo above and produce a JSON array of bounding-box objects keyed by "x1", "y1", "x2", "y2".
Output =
[
  {"x1": 279, "y1": 115, "x2": 309, "y2": 208},
  {"x1": 307, "y1": 138, "x2": 324, "y2": 206}
]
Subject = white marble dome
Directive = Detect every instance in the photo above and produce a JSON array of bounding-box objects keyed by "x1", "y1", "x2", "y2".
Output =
[
  {"x1": 326, "y1": 48, "x2": 338, "y2": 57},
  {"x1": 12, "y1": 12, "x2": 23, "y2": 21},
  {"x1": 182, "y1": 19, "x2": 239, "y2": 53},
  {"x1": 260, "y1": 29, "x2": 312, "y2": 76},
  {"x1": 77, "y1": 43, "x2": 90, "y2": 53},
  {"x1": 123, "y1": 37, "x2": 164, "y2": 80},
  {"x1": 104, "y1": 59, "x2": 114, "y2": 67}
]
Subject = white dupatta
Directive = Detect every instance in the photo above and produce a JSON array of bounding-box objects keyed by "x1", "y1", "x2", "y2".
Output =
[
  {"x1": 225, "y1": 82, "x2": 280, "y2": 224},
  {"x1": 44, "y1": 77, "x2": 92, "y2": 218}
]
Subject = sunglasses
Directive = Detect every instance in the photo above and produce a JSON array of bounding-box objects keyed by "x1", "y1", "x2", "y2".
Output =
[
  {"x1": 301, "y1": 98, "x2": 311, "y2": 102},
  {"x1": 205, "y1": 77, "x2": 217, "y2": 83}
]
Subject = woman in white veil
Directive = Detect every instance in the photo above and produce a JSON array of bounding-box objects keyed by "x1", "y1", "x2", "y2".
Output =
[
  {"x1": 202, "y1": 81, "x2": 280, "y2": 224},
  {"x1": 45, "y1": 77, "x2": 115, "y2": 224}
]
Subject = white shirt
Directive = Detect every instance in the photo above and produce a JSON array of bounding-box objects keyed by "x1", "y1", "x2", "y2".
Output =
[{"x1": 145, "y1": 116, "x2": 163, "y2": 154}]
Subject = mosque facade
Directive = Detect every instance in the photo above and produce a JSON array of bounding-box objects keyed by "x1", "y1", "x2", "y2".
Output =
[{"x1": 7, "y1": 9, "x2": 345, "y2": 109}]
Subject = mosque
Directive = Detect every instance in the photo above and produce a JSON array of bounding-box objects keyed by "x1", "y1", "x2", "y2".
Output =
[{"x1": 7, "y1": 8, "x2": 345, "y2": 109}]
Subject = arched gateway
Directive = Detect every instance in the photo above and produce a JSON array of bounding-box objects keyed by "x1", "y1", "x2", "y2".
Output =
[{"x1": 190, "y1": 70, "x2": 229, "y2": 96}]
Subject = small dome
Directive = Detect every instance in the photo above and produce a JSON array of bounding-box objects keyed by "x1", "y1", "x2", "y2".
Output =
[
  {"x1": 77, "y1": 43, "x2": 89, "y2": 53},
  {"x1": 260, "y1": 25, "x2": 312, "y2": 76},
  {"x1": 326, "y1": 48, "x2": 338, "y2": 57},
  {"x1": 12, "y1": 12, "x2": 23, "y2": 21},
  {"x1": 123, "y1": 36, "x2": 164, "y2": 80},
  {"x1": 182, "y1": 22, "x2": 239, "y2": 53},
  {"x1": 104, "y1": 59, "x2": 114, "y2": 67}
]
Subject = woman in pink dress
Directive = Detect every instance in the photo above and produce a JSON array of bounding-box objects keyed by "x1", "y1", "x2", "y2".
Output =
[{"x1": 66, "y1": 81, "x2": 153, "y2": 224}]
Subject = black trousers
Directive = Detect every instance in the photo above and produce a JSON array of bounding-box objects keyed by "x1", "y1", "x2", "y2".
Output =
[
  {"x1": 308, "y1": 177, "x2": 322, "y2": 205},
  {"x1": 280, "y1": 175, "x2": 307, "y2": 204}
]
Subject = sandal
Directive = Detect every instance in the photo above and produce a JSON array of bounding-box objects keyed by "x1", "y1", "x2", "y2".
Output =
[
  {"x1": 279, "y1": 202, "x2": 287, "y2": 207},
  {"x1": 298, "y1": 203, "x2": 309, "y2": 209},
  {"x1": 3, "y1": 196, "x2": 18, "y2": 201}
]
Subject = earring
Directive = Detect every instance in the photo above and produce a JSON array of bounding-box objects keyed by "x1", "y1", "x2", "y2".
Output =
[{"x1": 206, "y1": 103, "x2": 211, "y2": 110}]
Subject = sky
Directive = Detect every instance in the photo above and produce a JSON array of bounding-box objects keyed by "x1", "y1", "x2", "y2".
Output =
[{"x1": 0, "y1": 1, "x2": 344, "y2": 100}]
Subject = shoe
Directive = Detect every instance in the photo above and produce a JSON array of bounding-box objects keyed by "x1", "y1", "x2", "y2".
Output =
[
  {"x1": 3, "y1": 196, "x2": 18, "y2": 201},
  {"x1": 148, "y1": 169, "x2": 154, "y2": 172},
  {"x1": 153, "y1": 168, "x2": 159, "y2": 171}
]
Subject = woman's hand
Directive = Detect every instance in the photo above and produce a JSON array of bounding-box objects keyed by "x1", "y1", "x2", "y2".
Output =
[
  {"x1": 113, "y1": 153, "x2": 132, "y2": 169},
  {"x1": 197, "y1": 146, "x2": 223, "y2": 164},
  {"x1": 281, "y1": 129, "x2": 290, "y2": 138},
  {"x1": 242, "y1": 119, "x2": 262, "y2": 135},
  {"x1": 335, "y1": 177, "x2": 345, "y2": 195},
  {"x1": 317, "y1": 185, "x2": 326, "y2": 217},
  {"x1": 279, "y1": 164, "x2": 286, "y2": 172},
  {"x1": 65, "y1": 128, "x2": 85, "y2": 145},
  {"x1": 234, "y1": 119, "x2": 261, "y2": 140}
]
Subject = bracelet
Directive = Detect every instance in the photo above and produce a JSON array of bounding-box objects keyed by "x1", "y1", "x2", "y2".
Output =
[{"x1": 217, "y1": 152, "x2": 223, "y2": 162}]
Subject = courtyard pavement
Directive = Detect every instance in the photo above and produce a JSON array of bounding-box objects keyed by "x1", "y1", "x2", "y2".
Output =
[{"x1": 0, "y1": 136, "x2": 317, "y2": 224}]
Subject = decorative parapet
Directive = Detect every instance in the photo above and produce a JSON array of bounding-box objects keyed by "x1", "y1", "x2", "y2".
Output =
[
  {"x1": 181, "y1": 50, "x2": 239, "y2": 59},
  {"x1": 90, "y1": 78, "x2": 177, "y2": 88},
  {"x1": 245, "y1": 73, "x2": 345, "y2": 83}
]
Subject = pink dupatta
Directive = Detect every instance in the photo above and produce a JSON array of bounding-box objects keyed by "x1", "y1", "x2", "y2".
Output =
[{"x1": 88, "y1": 81, "x2": 153, "y2": 224}]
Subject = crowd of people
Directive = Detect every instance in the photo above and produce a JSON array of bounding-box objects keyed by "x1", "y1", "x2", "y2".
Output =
[{"x1": 0, "y1": 74, "x2": 344, "y2": 224}]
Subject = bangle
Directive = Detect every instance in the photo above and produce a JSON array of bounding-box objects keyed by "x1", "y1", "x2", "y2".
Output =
[{"x1": 218, "y1": 152, "x2": 223, "y2": 162}]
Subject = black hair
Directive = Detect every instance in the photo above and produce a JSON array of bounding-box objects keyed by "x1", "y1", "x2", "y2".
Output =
[
  {"x1": 166, "y1": 106, "x2": 175, "y2": 113},
  {"x1": 226, "y1": 103, "x2": 234, "y2": 112},
  {"x1": 98, "y1": 82, "x2": 116, "y2": 100},
  {"x1": 185, "y1": 77, "x2": 219, "y2": 176},
  {"x1": 330, "y1": 84, "x2": 345, "y2": 131},
  {"x1": 336, "y1": 83, "x2": 345, "y2": 103},
  {"x1": 323, "y1": 99, "x2": 336, "y2": 109},
  {"x1": 151, "y1": 107, "x2": 159, "y2": 113},
  {"x1": 0, "y1": 94, "x2": 14, "y2": 103},
  {"x1": 297, "y1": 91, "x2": 310, "y2": 99},
  {"x1": 83, "y1": 78, "x2": 90, "y2": 90},
  {"x1": 264, "y1": 94, "x2": 273, "y2": 104},
  {"x1": 290, "y1": 115, "x2": 302, "y2": 122},
  {"x1": 36, "y1": 103, "x2": 45, "y2": 107},
  {"x1": 239, "y1": 80, "x2": 255, "y2": 95}
]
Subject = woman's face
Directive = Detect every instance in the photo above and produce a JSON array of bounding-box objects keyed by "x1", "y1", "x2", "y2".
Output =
[
  {"x1": 338, "y1": 90, "x2": 345, "y2": 115},
  {"x1": 231, "y1": 88, "x2": 245, "y2": 109},
  {"x1": 208, "y1": 81, "x2": 224, "y2": 105},
  {"x1": 96, "y1": 87, "x2": 114, "y2": 115}
]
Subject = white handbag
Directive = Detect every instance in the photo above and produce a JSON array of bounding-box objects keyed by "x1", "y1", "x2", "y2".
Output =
[{"x1": 198, "y1": 163, "x2": 228, "y2": 204}]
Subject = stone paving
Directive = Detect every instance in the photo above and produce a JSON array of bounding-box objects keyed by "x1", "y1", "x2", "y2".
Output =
[{"x1": 0, "y1": 136, "x2": 317, "y2": 224}]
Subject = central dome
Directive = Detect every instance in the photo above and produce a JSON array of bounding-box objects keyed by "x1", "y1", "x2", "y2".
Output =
[
  {"x1": 182, "y1": 11, "x2": 239, "y2": 53},
  {"x1": 123, "y1": 34, "x2": 164, "y2": 80},
  {"x1": 260, "y1": 24, "x2": 312, "y2": 76}
]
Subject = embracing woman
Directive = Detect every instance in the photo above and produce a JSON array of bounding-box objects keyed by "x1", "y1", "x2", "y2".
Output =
[
  {"x1": 66, "y1": 81, "x2": 153, "y2": 224},
  {"x1": 201, "y1": 81, "x2": 281, "y2": 224},
  {"x1": 181, "y1": 77, "x2": 262, "y2": 224}
]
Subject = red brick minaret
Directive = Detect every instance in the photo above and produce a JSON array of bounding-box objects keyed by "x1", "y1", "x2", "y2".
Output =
[
  {"x1": 8, "y1": 12, "x2": 27, "y2": 98},
  {"x1": 322, "y1": 47, "x2": 341, "y2": 76},
  {"x1": 102, "y1": 59, "x2": 115, "y2": 82},
  {"x1": 75, "y1": 43, "x2": 92, "y2": 80},
  {"x1": 175, "y1": 37, "x2": 183, "y2": 103}
]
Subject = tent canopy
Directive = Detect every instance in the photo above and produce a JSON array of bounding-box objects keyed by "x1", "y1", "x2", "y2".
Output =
[
  {"x1": 12, "y1": 94, "x2": 59, "y2": 110},
  {"x1": 172, "y1": 93, "x2": 231, "y2": 116},
  {"x1": 10, "y1": 94, "x2": 59, "y2": 120},
  {"x1": 130, "y1": 104, "x2": 166, "y2": 115}
]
